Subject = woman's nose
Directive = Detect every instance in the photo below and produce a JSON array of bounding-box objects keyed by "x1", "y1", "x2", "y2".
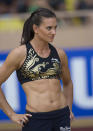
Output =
[{"x1": 51, "y1": 29, "x2": 56, "y2": 35}]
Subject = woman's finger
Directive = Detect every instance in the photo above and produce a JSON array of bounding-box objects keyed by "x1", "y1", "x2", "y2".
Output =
[
  {"x1": 17, "y1": 120, "x2": 23, "y2": 127},
  {"x1": 25, "y1": 114, "x2": 32, "y2": 117},
  {"x1": 23, "y1": 115, "x2": 29, "y2": 122}
]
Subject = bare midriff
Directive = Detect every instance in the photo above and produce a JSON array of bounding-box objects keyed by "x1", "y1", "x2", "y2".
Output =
[{"x1": 22, "y1": 79, "x2": 67, "y2": 112}]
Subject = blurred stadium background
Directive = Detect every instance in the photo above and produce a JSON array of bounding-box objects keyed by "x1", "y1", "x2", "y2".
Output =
[{"x1": 0, "y1": 0, "x2": 93, "y2": 131}]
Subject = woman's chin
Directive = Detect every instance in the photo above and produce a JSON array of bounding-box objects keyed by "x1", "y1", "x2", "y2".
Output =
[{"x1": 48, "y1": 39, "x2": 54, "y2": 42}]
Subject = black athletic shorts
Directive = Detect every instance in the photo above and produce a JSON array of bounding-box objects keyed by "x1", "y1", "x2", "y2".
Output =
[{"x1": 22, "y1": 106, "x2": 71, "y2": 131}]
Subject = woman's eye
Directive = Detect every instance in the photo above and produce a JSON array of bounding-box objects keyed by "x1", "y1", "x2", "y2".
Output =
[
  {"x1": 55, "y1": 26, "x2": 57, "y2": 29},
  {"x1": 47, "y1": 27, "x2": 52, "y2": 30}
]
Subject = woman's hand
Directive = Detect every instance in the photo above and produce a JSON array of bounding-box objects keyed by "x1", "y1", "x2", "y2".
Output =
[
  {"x1": 10, "y1": 113, "x2": 32, "y2": 127},
  {"x1": 70, "y1": 111, "x2": 75, "y2": 121}
]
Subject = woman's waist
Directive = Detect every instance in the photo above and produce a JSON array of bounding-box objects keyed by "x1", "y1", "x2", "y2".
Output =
[
  {"x1": 25, "y1": 106, "x2": 70, "y2": 119},
  {"x1": 26, "y1": 93, "x2": 67, "y2": 112}
]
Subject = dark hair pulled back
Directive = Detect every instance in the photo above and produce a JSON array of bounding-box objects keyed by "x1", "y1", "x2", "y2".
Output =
[{"x1": 21, "y1": 8, "x2": 56, "y2": 45}]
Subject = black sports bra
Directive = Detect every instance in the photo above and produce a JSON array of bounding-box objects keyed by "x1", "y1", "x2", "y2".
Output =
[{"x1": 16, "y1": 43, "x2": 62, "y2": 84}]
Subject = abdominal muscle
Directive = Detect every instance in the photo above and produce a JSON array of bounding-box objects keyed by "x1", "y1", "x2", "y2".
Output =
[{"x1": 22, "y1": 79, "x2": 67, "y2": 112}]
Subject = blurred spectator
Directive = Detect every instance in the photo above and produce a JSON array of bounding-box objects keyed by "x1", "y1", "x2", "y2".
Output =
[
  {"x1": 17, "y1": 0, "x2": 31, "y2": 13},
  {"x1": 29, "y1": 0, "x2": 66, "y2": 12},
  {"x1": 86, "y1": 0, "x2": 93, "y2": 9},
  {"x1": 47, "y1": 0, "x2": 66, "y2": 10},
  {"x1": 0, "y1": 0, "x2": 16, "y2": 14},
  {"x1": 76, "y1": 0, "x2": 93, "y2": 10},
  {"x1": 29, "y1": 0, "x2": 51, "y2": 13},
  {"x1": 76, "y1": 0, "x2": 88, "y2": 10},
  {"x1": 75, "y1": 0, "x2": 93, "y2": 25},
  {"x1": 0, "y1": 0, "x2": 31, "y2": 14}
]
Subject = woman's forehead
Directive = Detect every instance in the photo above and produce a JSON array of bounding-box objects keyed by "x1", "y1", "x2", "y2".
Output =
[{"x1": 41, "y1": 17, "x2": 57, "y2": 25}]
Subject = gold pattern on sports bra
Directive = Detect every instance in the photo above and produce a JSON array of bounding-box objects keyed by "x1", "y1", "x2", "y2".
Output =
[{"x1": 20, "y1": 47, "x2": 61, "y2": 80}]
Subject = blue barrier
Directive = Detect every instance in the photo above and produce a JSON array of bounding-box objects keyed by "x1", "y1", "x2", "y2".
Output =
[{"x1": 0, "y1": 48, "x2": 93, "y2": 120}]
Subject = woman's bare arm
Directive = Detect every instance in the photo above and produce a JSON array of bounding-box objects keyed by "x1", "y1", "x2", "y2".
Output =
[
  {"x1": 0, "y1": 46, "x2": 31, "y2": 126},
  {"x1": 57, "y1": 48, "x2": 74, "y2": 120}
]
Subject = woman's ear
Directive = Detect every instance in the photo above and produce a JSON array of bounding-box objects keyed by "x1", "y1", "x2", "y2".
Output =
[{"x1": 33, "y1": 24, "x2": 38, "y2": 34}]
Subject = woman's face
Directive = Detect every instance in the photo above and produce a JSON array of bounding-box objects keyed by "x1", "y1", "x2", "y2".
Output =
[{"x1": 34, "y1": 17, "x2": 57, "y2": 43}]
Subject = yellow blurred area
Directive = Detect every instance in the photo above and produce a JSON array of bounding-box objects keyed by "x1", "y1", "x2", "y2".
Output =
[
  {"x1": 65, "y1": 0, "x2": 76, "y2": 10},
  {"x1": 0, "y1": 18, "x2": 23, "y2": 31}
]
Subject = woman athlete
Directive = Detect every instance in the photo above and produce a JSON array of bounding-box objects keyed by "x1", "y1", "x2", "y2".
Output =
[{"x1": 0, "y1": 8, "x2": 74, "y2": 131}]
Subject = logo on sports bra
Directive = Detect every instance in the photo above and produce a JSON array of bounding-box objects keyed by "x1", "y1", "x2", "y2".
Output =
[
  {"x1": 60, "y1": 126, "x2": 71, "y2": 131},
  {"x1": 51, "y1": 58, "x2": 60, "y2": 63}
]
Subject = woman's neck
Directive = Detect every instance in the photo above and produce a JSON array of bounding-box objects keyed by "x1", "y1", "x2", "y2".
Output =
[{"x1": 30, "y1": 37, "x2": 49, "y2": 52}]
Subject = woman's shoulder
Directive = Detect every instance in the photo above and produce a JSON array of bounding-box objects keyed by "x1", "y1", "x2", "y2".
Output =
[
  {"x1": 53, "y1": 45, "x2": 68, "y2": 63},
  {"x1": 52, "y1": 45, "x2": 66, "y2": 57},
  {"x1": 10, "y1": 45, "x2": 26, "y2": 58},
  {"x1": 1, "y1": 45, "x2": 27, "y2": 71},
  {"x1": 5, "y1": 45, "x2": 26, "y2": 68}
]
